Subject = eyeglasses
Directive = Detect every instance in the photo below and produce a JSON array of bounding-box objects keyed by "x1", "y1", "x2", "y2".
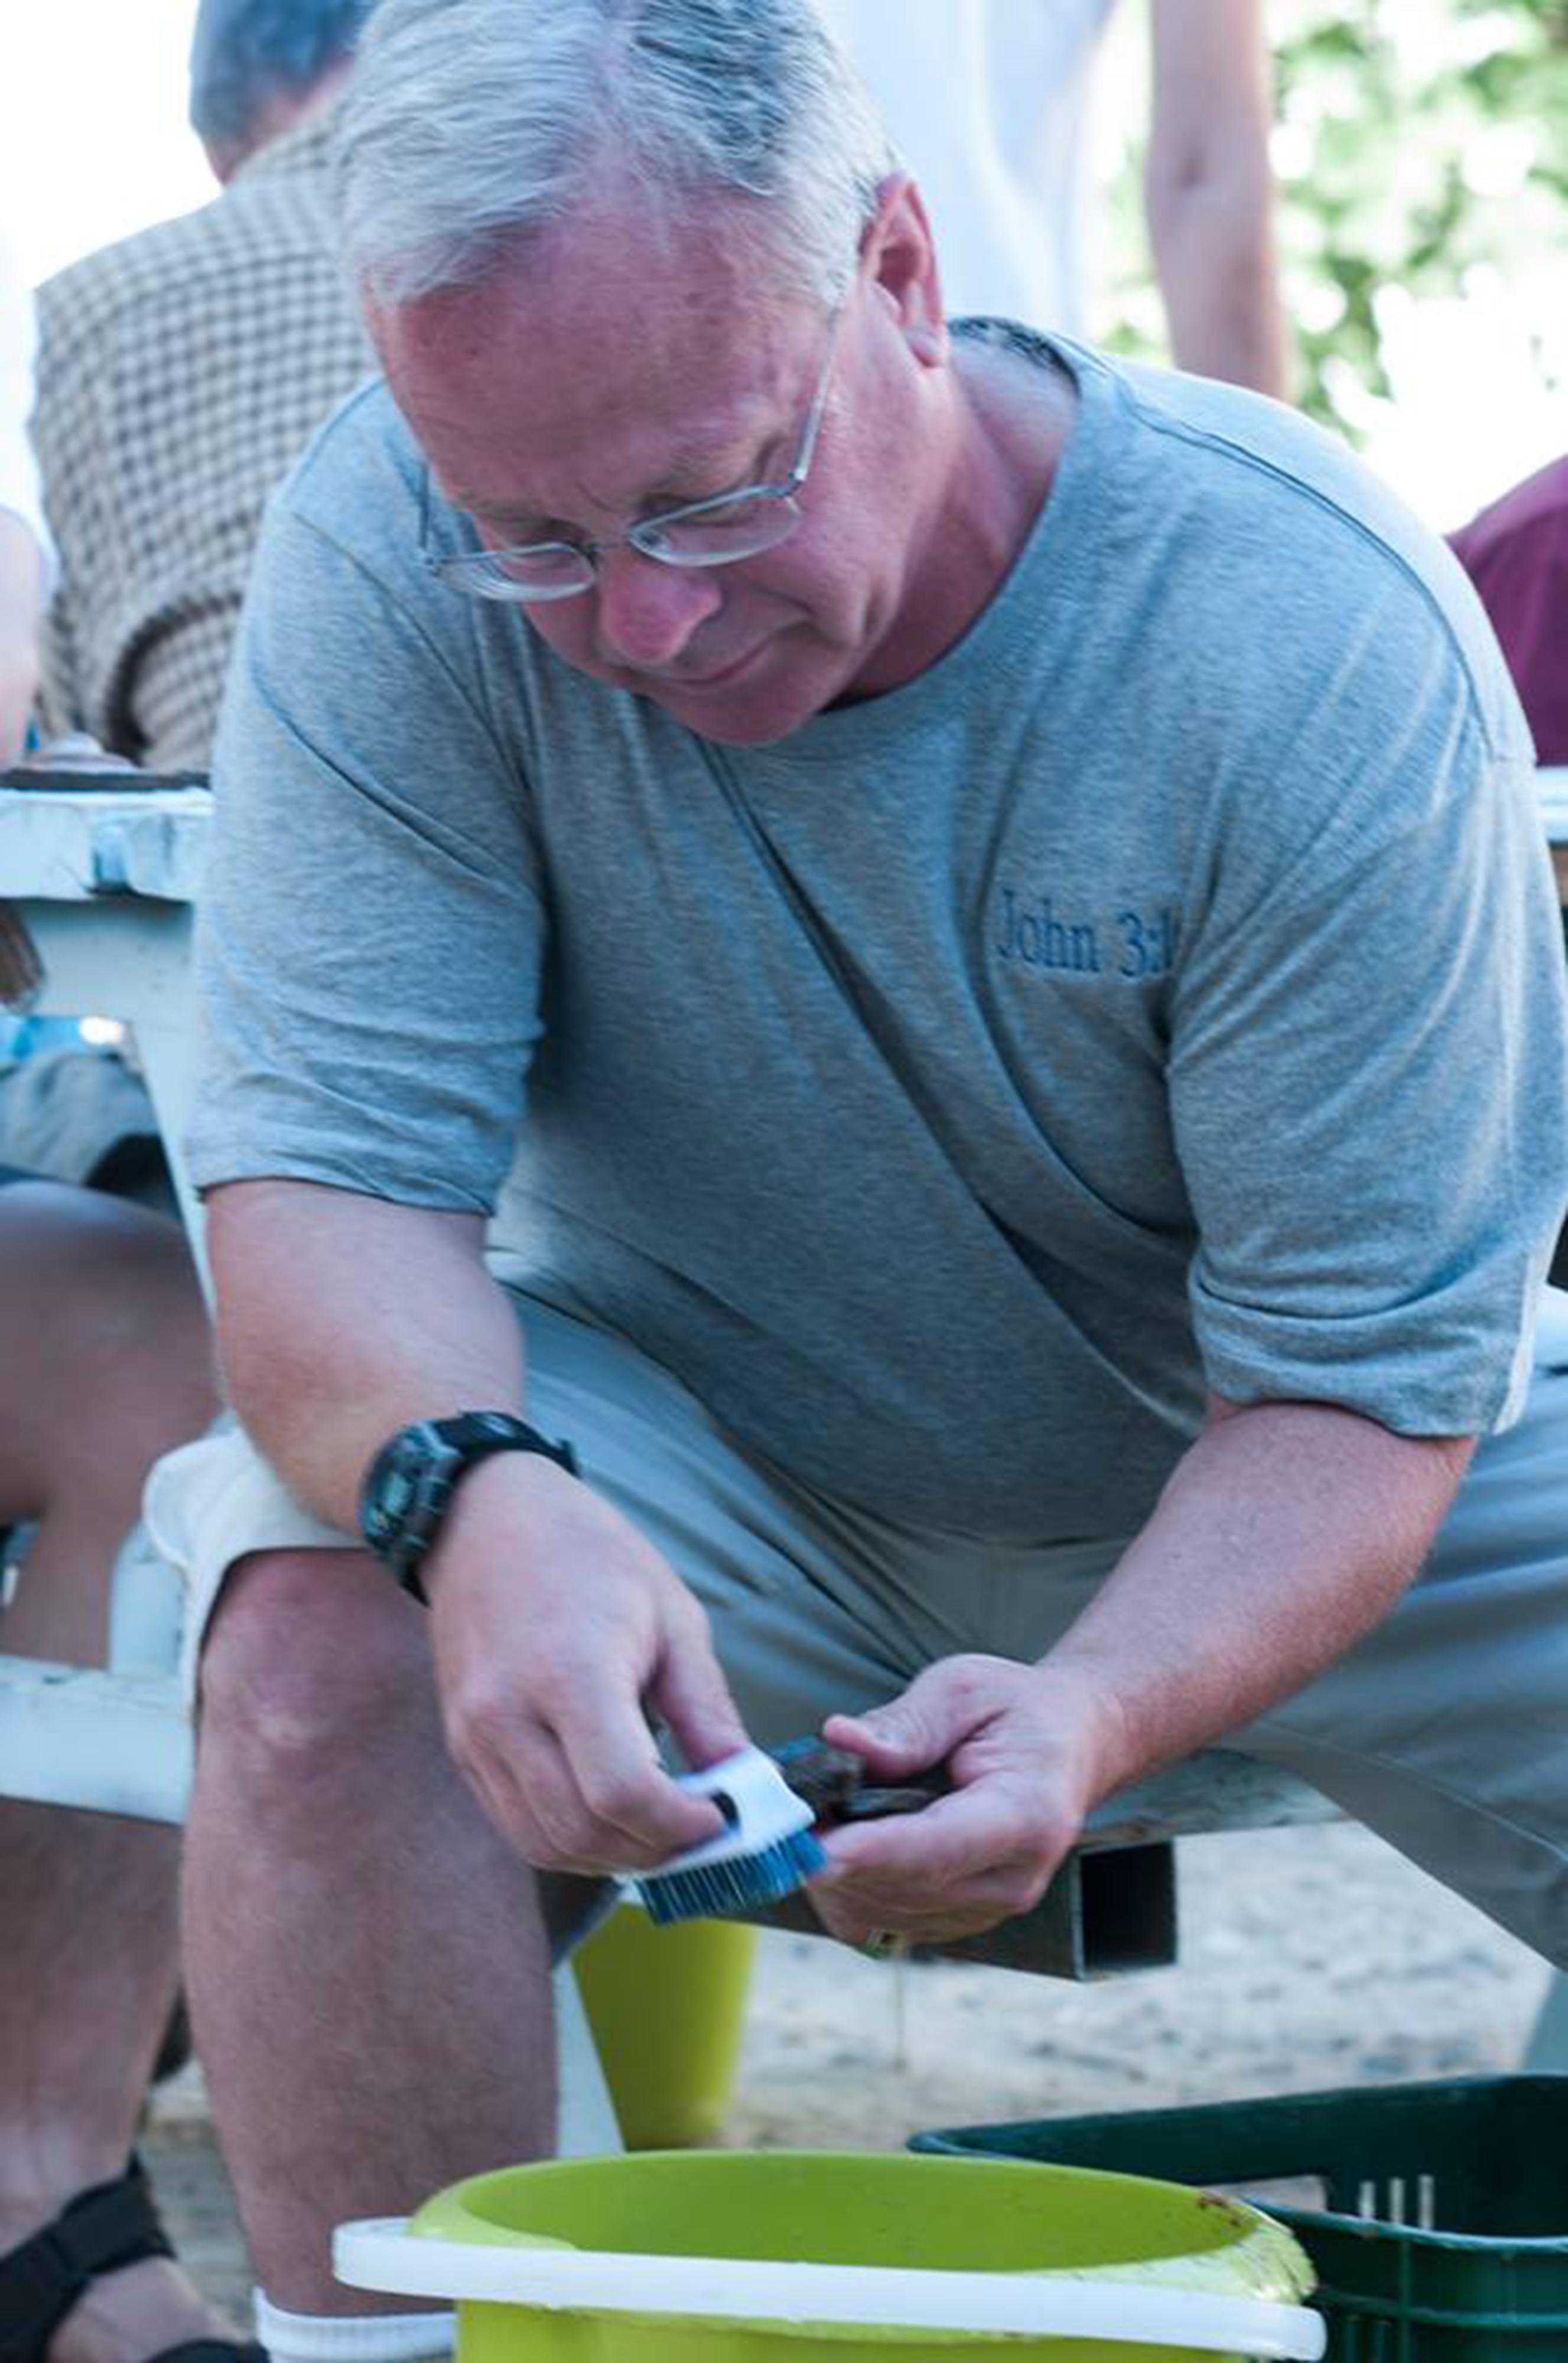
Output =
[{"x1": 419, "y1": 306, "x2": 841, "y2": 605}]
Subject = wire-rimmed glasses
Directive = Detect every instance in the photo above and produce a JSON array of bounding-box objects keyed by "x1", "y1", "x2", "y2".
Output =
[{"x1": 419, "y1": 305, "x2": 842, "y2": 605}]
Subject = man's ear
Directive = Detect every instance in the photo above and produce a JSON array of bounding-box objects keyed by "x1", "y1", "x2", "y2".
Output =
[{"x1": 860, "y1": 172, "x2": 948, "y2": 366}]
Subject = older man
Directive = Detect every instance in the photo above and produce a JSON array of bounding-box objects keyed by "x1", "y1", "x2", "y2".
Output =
[{"x1": 148, "y1": 0, "x2": 1568, "y2": 2348}]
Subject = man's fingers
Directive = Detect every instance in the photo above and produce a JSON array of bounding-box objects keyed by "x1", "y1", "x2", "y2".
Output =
[
  {"x1": 454, "y1": 1713, "x2": 578, "y2": 1862},
  {"x1": 450, "y1": 1675, "x2": 723, "y2": 1869},
  {"x1": 823, "y1": 1655, "x2": 1020, "y2": 1779},
  {"x1": 811, "y1": 1858, "x2": 1048, "y2": 1949},
  {"x1": 818, "y1": 1778, "x2": 1069, "y2": 1891},
  {"x1": 807, "y1": 1770, "x2": 1074, "y2": 1946},
  {"x1": 544, "y1": 1690, "x2": 727, "y2": 1863},
  {"x1": 822, "y1": 1703, "x2": 942, "y2": 1779},
  {"x1": 648, "y1": 1619, "x2": 750, "y2": 1775},
  {"x1": 466, "y1": 1736, "x2": 720, "y2": 1871}
]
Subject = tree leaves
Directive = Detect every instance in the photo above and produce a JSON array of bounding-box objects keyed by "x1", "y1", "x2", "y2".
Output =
[{"x1": 1102, "y1": 0, "x2": 1567, "y2": 445}]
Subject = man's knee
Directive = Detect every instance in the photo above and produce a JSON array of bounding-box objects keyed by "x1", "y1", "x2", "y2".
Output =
[{"x1": 197, "y1": 1546, "x2": 434, "y2": 1787}]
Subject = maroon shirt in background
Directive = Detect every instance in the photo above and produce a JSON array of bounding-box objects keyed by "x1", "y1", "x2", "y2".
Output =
[{"x1": 1449, "y1": 454, "x2": 1568, "y2": 763}]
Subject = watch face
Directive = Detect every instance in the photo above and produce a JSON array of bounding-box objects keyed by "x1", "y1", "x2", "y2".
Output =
[
  {"x1": 464, "y1": 1413, "x2": 525, "y2": 1446},
  {"x1": 361, "y1": 1413, "x2": 574, "y2": 1578},
  {"x1": 363, "y1": 1423, "x2": 453, "y2": 1560}
]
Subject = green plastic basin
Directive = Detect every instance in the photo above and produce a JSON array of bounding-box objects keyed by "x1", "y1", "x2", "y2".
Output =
[{"x1": 342, "y1": 2149, "x2": 1323, "y2": 2363}]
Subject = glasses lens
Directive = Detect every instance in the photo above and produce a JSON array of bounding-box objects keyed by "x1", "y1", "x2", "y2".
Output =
[
  {"x1": 439, "y1": 544, "x2": 594, "y2": 602},
  {"x1": 636, "y1": 493, "x2": 801, "y2": 568}
]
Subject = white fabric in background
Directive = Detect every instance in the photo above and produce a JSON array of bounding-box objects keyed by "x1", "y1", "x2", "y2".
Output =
[
  {"x1": 0, "y1": 232, "x2": 49, "y2": 561},
  {"x1": 815, "y1": 0, "x2": 1118, "y2": 332}
]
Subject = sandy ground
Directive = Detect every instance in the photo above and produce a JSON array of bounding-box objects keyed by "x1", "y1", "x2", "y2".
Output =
[{"x1": 144, "y1": 1818, "x2": 1554, "y2": 2329}]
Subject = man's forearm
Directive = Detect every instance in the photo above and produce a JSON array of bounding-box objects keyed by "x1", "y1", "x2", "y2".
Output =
[
  {"x1": 1143, "y1": 0, "x2": 1290, "y2": 399},
  {"x1": 1042, "y1": 1396, "x2": 1473, "y2": 1799},
  {"x1": 1146, "y1": 181, "x2": 1289, "y2": 398},
  {"x1": 208, "y1": 1178, "x2": 524, "y2": 1532}
]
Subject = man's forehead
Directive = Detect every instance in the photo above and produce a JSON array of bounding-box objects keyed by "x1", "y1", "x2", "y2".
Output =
[
  {"x1": 376, "y1": 191, "x2": 789, "y2": 376},
  {"x1": 373, "y1": 232, "x2": 818, "y2": 508}
]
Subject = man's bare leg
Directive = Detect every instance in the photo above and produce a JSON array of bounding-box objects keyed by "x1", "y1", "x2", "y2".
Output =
[
  {"x1": 184, "y1": 1547, "x2": 557, "y2": 2312},
  {"x1": 0, "y1": 1182, "x2": 229, "y2": 2363}
]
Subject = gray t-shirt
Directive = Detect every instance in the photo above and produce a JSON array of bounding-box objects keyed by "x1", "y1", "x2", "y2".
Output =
[{"x1": 191, "y1": 328, "x2": 1568, "y2": 1544}]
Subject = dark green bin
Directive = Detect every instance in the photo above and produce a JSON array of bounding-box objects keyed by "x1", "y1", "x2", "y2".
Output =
[{"x1": 912, "y1": 2075, "x2": 1568, "y2": 2361}]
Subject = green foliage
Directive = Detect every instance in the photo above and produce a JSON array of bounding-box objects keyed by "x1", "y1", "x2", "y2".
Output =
[{"x1": 1101, "y1": 0, "x2": 1568, "y2": 442}]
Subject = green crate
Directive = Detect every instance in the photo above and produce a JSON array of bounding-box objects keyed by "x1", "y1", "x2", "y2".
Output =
[{"x1": 912, "y1": 2076, "x2": 1568, "y2": 2361}]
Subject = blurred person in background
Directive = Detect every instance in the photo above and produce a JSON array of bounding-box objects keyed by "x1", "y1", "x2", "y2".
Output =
[
  {"x1": 32, "y1": 0, "x2": 375, "y2": 776},
  {"x1": 1451, "y1": 454, "x2": 1568, "y2": 772},
  {"x1": 0, "y1": 9, "x2": 376, "y2": 2361},
  {"x1": 4, "y1": 0, "x2": 375, "y2": 1200},
  {"x1": 1452, "y1": 453, "x2": 1568, "y2": 1286},
  {"x1": 816, "y1": 0, "x2": 1289, "y2": 396},
  {"x1": 0, "y1": 1178, "x2": 222, "y2": 2363}
]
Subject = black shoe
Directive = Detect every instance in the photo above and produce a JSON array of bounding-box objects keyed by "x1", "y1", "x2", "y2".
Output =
[{"x1": 0, "y1": 2155, "x2": 263, "y2": 2363}]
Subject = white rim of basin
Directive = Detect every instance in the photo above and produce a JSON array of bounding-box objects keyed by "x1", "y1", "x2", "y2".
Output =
[{"x1": 336, "y1": 2218, "x2": 1326, "y2": 2360}]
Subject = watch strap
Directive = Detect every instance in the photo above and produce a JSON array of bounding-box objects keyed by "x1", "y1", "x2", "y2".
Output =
[{"x1": 360, "y1": 1412, "x2": 577, "y2": 1605}]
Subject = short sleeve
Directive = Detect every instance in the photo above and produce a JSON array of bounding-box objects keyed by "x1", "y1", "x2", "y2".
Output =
[
  {"x1": 188, "y1": 496, "x2": 549, "y2": 1212},
  {"x1": 1171, "y1": 680, "x2": 1568, "y2": 1438}
]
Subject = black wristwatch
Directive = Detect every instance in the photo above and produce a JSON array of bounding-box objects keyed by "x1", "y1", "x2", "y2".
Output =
[{"x1": 359, "y1": 1411, "x2": 578, "y2": 1604}]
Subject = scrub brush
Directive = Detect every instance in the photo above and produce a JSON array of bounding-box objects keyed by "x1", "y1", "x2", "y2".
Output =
[
  {"x1": 632, "y1": 1737, "x2": 952, "y2": 1926},
  {"x1": 633, "y1": 1746, "x2": 828, "y2": 1924}
]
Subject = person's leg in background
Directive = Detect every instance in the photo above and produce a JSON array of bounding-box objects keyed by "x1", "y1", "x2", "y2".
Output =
[{"x1": 0, "y1": 1177, "x2": 234, "y2": 2363}]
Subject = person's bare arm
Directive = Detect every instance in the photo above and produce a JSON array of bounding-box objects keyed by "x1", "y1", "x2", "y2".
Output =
[
  {"x1": 208, "y1": 1177, "x2": 746, "y2": 1863},
  {"x1": 812, "y1": 1394, "x2": 1472, "y2": 1945},
  {"x1": 0, "y1": 507, "x2": 40, "y2": 763},
  {"x1": 209, "y1": 1177, "x2": 524, "y2": 1527},
  {"x1": 1142, "y1": 0, "x2": 1290, "y2": 397}
]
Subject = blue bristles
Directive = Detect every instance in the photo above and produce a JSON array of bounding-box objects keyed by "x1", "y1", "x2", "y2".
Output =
[
  {"x1": 633, "y1": 1745, "x2": 828, "y2": 1926},
  {"x1": 638, "y1": 1827, "x2": 828, "y2": 1925}
]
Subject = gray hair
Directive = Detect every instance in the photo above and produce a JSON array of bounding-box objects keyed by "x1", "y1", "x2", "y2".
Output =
[
  {"x1": 190, "y1": 0, "x2": 379, "y2": 149},
  {"x1": 335, "y1": 0, "x2": 897, "y2": 310}
]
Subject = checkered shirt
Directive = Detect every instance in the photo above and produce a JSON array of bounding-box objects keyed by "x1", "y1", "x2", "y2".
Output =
[{"x1": 30, "y1": 111, "x2": 372, "y2": 771}]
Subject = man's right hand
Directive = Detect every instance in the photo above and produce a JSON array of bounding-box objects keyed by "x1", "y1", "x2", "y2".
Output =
[{"x1": 422, "y1": 1448, "x2": 749, "y2": 1874}]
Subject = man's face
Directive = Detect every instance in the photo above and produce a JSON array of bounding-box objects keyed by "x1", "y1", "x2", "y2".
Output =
[{"x1": 372, "y1": 194, "x2": 945, "y2": 746}]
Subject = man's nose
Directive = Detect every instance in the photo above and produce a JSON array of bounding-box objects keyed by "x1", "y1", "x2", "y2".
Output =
[{"x1": 593, "y1": 546, "x2": 723, "y2": 670}]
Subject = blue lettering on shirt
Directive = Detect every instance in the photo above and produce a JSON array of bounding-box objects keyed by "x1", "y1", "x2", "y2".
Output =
[{"x1": 993, "y1": 887, "x2": 1179, "y2": 978}]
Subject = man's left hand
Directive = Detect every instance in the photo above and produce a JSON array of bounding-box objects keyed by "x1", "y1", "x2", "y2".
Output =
[
  {"x1": 806, "y1": 1395, "x2": 1474, "y2": 1952},
  {"x1": 808, "y1": 1654, "x2": 1120, "y2": 1948}
]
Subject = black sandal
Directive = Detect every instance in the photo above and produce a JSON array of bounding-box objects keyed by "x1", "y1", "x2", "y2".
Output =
[{"x1": 0, "y1": 2156, "x2": 263, "y2": 2363}]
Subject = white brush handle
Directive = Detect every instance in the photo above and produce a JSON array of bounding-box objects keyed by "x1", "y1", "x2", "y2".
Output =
[
  {"x1": 335, "y1": 2220, "x2": 1325, "y2": 2360},
  {"x1": 649, "y1": 1745, "x2": 814, "y2": 1873}
]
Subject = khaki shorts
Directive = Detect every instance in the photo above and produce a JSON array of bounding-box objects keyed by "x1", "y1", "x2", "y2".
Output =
[{"x1": 145, "y1": 1285, "x2": 1568, "y2": 1967}]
